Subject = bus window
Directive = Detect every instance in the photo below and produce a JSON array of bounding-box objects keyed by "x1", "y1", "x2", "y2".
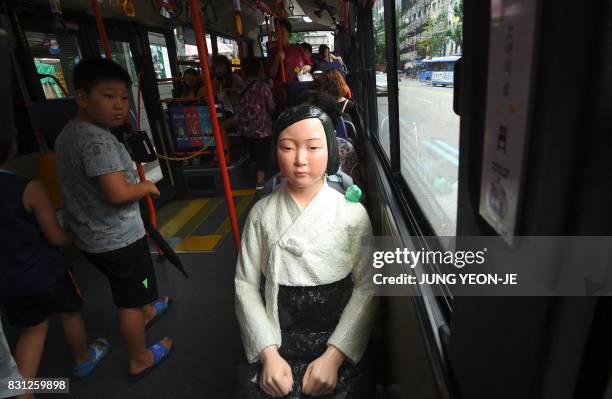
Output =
[
  {"x1": 175, "y1": 28, "x2": 213, "y2": 68},
  {"x1": 372, "y1": 3, "x2": 390, "y2": 159},
  {"x1": 148, "y1": 32, "x2": 173, "y2": 101},
  {"x1": 25, "y1": 31, "x2": 82, "y2": 98},
  {"x1": 397, "y1": 0, "x2": 463, "y2": 235},
  {"x1": 217, "y1": 36, "x2": 239, "y2": 60}
]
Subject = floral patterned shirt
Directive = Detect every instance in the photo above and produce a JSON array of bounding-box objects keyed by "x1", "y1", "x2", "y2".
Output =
[{"x1": 238, "y1": 78, "x2": 276, "y2": 139}]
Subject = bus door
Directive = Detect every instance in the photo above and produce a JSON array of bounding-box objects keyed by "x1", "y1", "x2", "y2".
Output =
[{"x1": 89, "y1": 26, "x2": 177, "y2": 206}]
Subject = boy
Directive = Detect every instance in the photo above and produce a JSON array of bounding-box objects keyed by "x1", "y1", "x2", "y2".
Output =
[
  {"x1": 55, "y1": 58, "x2": 172, "y2": 381},
  {"x1": 0, "y1": 132, "x2": 109, "y2": 396}
]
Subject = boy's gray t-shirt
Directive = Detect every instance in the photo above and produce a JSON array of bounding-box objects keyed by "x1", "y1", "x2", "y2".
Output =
[{"x1": 55, "y1": 120, "x2": 145, "y2": 253}]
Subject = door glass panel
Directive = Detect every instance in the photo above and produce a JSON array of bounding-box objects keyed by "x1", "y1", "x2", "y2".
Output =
[
  {"x1": 148, "y1": 32, "x2": 174, "y2": 101},
  {"x1": 372, "y1": 2, "x2": 390, "y2": 159},
  {"x1": 26, "y1": 31, "x2": 82, "y2": 98},
  {"x1": 396, "y1": 0, "x2": 463, "y2": 235},
  {"x1": 99, "y1": 40, "x2": 162, "y2": 183}
]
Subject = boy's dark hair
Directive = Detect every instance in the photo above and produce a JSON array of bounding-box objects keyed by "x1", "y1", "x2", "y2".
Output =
[
  {"x1": 0, "y1": 131, "x2": 15, "y2": 164},
  {"x1": 278, "y1": 17, "x2": 292, "y2": 33},
  {"x1": 318, "y1": 44, "x2": 329, "y2": 55},
  {"x1": 302, "y1": 90, "x2": 341, "y2": 127},
  {"x1": 73, "y1": 57, "x2": 132, "y2": 94},
  {"x1": 300, "y1": 42, "x2": 312, "y2": 54},
  {"x1": 242, "y1": 57, "x2": 262, "y2": 78}
]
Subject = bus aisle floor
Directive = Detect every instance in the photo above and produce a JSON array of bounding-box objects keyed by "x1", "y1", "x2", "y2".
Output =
[{"x1": 1, "y1": 232, "x2": 245, "y2": 398}]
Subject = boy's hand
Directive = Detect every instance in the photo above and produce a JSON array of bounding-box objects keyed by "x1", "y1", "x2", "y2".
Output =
[
  {"x1": 259, "y1": 346, "x2": 293, "y2": 397},
  {"x1": 143, "y1": 181, "x2": 160, "y2": 198}
]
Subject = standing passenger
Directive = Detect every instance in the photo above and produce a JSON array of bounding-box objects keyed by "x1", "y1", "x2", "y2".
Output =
[
  {"x1": 55, "y1": 58, "x2": 172, "y2": 381},
  {"x1": 238, "y1": 57, "x2": 276, "y2": 190},
  {"x1": 0, "y1": 133, "x2": 109, "y2": 393},
  {"x1": 268, "y1": 18, "x2": 312, "y2": 108}
]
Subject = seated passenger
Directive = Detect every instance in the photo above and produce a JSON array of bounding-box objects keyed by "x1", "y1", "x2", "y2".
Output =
[
  {"x1": 302, "y1": 90, "x2": 362, "y2": 187},
  {"x1": 238, "y1": 57, "x2": 276, "y2": 189},
  {"x1": 234, "y1": 105, "x2": 377, "y2": 398},
  {"x1": 312, "y1": 73, "x2": 366, "y2": 158},
  {"x1": 0, "y1": 133, "x2": 109, "y2": 389},
  {"x1": 299, "y1": 42, "x2": 313, "y2": 60},
  {"x1": 181, "y1": 67, "x2": 205, "y2": 99},
  {"x1": 55, "y1": 58, "x2": 173, "y2": 381},
  {"x1": 314, "y1": 44, "x2": 344, "y2": 72}
]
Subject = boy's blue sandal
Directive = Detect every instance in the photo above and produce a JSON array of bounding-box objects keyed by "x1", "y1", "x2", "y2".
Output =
[
  {"x1": 146, "y1": 297, "x2": 172, "y2": 329},
  {"x1": 129, "y1": 341, "x2": 172, "y2": 382},
  {"x1": 72, "y1": 338, "x2": 110, "y2": 379}
]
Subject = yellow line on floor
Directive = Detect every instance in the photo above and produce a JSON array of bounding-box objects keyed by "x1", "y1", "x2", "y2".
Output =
[
  {"x1": 232, "y1": 189, "x2": 257, "y2": 197},
  {"x1": 174, "y1": 235, "x2": 223, "y2": 253},
  {"x1": 214, "y1": 196, "x2": 254, "y2": 237},
  {"x1": 174, "y1": 196, "x2": 254, "y2": 253},
  {"x1": 174, "y1": 197, "x2": 223, "y2": 239},
  {"x1": 158, "y1": 199, "x2": 208, "y2": 238}
]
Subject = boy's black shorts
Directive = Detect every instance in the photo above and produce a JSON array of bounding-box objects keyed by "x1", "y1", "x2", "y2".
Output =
[
  {"x1": 3, "y1": 272, "x2": 82, "y2": 328},
  {"x1": 83, "y1": 236, "x2": 158, "y2": 308}
]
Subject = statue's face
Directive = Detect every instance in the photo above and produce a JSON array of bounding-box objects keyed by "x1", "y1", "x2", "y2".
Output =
[{"x1": 277, "y1": 118, "x2": 328, "y2": 191}]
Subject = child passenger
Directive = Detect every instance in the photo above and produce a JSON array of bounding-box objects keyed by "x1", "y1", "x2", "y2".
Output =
[
  {"x1": 238, "y1": 57, "x2": 275, "y2": 189},
  {"x1": 55, "y1": 58, "x2": 172, "y2": 381},
  {"x1": 0, "y1": 133, "x2": 109, "y2": 391},
  {"x1": 234, "y1": 105, "x2": 377, "y2": 398}
]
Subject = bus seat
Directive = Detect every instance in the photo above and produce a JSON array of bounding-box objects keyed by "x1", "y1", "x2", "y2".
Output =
[
  {"x1": 27, "y1": 97, "x2": 77, "y2": 150},
  {"x1": 36, "y1": 152, "x2": 63, "y2": 209},
  {"x1": 337, "y1": 137, "x2": 362, "y2": 188}
]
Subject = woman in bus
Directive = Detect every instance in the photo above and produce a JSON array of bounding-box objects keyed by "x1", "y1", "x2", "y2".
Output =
[
  {"x1": 181, "y1": 67, "x2": 205, "y2": 99},
  {"x1": 312, "y1": 72, "x2": 365, "y2": 155},
  {"x1": 314, "y1": 44, "x2": 343, "y2": 72},
  {"x1": 211, "y1": 55, "x2": 243, "y2": 130},
  {"x1": 234, "y1": 105, "x2": 377, "y2": 398}
]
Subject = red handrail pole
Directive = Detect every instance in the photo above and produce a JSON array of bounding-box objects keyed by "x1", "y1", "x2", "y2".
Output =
[
  {"x1": 188, "y1": 0, "x2": 241, "y2": 250},
  {"x1": 135, "y1": 72, "x2": 156, "y2": 228},
  {"x1": 275, "y1": 19, "x2": 287, "y2": 85},
  {"x1": 90, "y1": 0, "x2": 111, "y2": 59}
]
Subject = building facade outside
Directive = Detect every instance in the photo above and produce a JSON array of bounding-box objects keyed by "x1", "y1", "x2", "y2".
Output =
[
  {"x1": 303, "y1": 31, "x2": 335, "y2": 53},
  {"x1": 398, "y1": 0, "x2": 462, "y2": 71}
]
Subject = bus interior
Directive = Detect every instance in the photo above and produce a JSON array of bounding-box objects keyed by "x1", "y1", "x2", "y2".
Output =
[{"x1": 1, "y1": 0, "x2": 612, "y2": 398}]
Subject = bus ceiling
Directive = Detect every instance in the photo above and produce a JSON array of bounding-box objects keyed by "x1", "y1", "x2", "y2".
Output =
[{"x1": 20, "y1": 0, "x2": 340, "y2": 33}]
